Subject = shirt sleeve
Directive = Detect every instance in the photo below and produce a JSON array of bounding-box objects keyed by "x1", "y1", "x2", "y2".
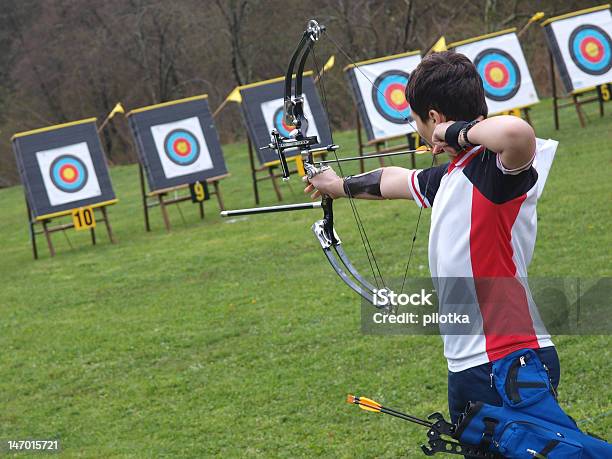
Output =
[
  {"x1": 408, "y1": 162, "x2": 448, "y2": 208},
  {"x1": 463, "y1": 150, "x2": 538, "y2": 205}
]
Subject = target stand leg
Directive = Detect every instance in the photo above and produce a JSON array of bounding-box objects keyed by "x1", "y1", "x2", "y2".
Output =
[
  {"x1": 573, "y1": 94, "x2": 587, "y2": 128},
  {"x1": 42, "y1": 220, "x2": 56, "y2": 257},
  {"x1": 158, "y1": 194, "x2": 172, "y2": 232},
  {"x1": 211, "y1": 180, "x2": 225, "y2": 211},
  {"x1": 549, "y1": 51, "x2": 560, "y2": 130},
  {"x1": 522, "y1": 107, "x2": 533, "y2": 127},
  {"x1": 25, "y1": 198, "x2": 38, "y2": 260},
  {"x1": 101, "y1": 206, "x2": 116, "y2": 243},
  {"x1": 269, "y1": 166, "x2": 283, "y2": 202},
  {"x1": 30, "y1": 220, "x2": 38, "y2": 260},
  {"x1": 90, "y1": 227, "x2": 96, "y2": 246},
  {"x1": 356, "y1": 114, "x2": 365, "y2": 174},
  {"x1": 375, "y1": 142, "x2": 385, "y2": 168},
  {"x1": 139, "y1": 164, "x2": 151, "y2": 232},
  {"x1": 408, "y1": 134, "x2": 417, "y2": 169},
  {"x1": 247, "y1": 137, "x2": 260, "y2": 205},
  {"x1": 596, "y1": 85, "x2": 605, "y2": 117}
]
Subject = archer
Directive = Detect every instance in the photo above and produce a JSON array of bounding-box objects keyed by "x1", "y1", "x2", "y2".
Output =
[{"x1": 304, "y1": 50, "x2": 557, "y2": 427}]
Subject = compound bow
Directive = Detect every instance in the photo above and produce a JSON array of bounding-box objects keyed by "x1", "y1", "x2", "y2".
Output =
[{"x1": 221, "y1": 19, "x2": 435, "y2": 307}]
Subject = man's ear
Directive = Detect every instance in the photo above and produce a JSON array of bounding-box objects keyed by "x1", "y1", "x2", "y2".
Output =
[{"x1": 428, "y1": 109, "x2": 446, "y2": 124}]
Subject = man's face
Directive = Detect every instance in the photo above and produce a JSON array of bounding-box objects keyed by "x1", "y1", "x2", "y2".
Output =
[{"x1": 413, "y1": 113, "x2": 435, "y2": 145}]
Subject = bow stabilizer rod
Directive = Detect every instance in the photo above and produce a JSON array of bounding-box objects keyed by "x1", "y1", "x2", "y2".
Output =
[{"x1": 220, "y1": 201, "x2": 322, "y2": 217}]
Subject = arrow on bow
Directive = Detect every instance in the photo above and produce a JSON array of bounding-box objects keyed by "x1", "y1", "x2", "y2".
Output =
[{"x1": 221, "y1": 19, "x2": 437, "y2": 306}]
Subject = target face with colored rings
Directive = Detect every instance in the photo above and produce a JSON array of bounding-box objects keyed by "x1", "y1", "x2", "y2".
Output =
[
  {"x1": 569, "y1": 24, "x2": 612, "y2": 75},
  {"x1": 163, "y1": 129, "x2": 201, "y2": 166},
  {"x1": 49, "y1": 154, "x2": 89, "y2": 193},
  {"x1": 372, "y1": 70, "x2": 412, "y2": 124},
  {"x1": 272, "y1": 107, "x2": 306, "y2": 138},
  {"x1": 474, "y1": 49, "x2": 521, "y2": 101}
]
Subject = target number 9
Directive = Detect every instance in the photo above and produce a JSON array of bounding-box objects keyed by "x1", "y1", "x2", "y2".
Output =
[
  {"x1": 189, "y1": 181, "x2": 209, "y2": 203},
  {"x1": 72, "y1": 207, "x2": 96, "y2": 231},
  {"x1": 599, "y1": 84, "x2": 611, "y2": 101}
]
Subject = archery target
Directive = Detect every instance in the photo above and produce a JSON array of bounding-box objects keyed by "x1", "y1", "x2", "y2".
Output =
[
  {"x1": 348, "y1": 53, "x2": 421, "y2": 140},
  {"x1": 272, "y1": 106, "x2": 307, "y2": 138},
  {"x1": 261, "y1": 96, "x2": 320, "y2": 153},
  {"x1": 150, "y1": 116, "x2": 213, "y2": 179},
  {"x1": 372, "y1": 70, "x2": 412, "y2": 123},
  {"x1": 164, "y1": 129, "x2": 200, "y2": 166},
  {"x1": 568, "y1": 24, "x2": 612, "y2": 75},
  {"x1": 36, "y1": 142, "x2": 101, "y2": 206},
  {"x1": 545, "y1": 8, "x2": 612, "y2": 92},
  {"x1": 453, "y1": 32, "x2": 538, "y2": 114},
  {"x1": 474, "y1": 49, "x2": 521, "y2": 101}
]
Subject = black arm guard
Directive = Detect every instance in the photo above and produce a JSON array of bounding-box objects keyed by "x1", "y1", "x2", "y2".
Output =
[
  {"x1": 444, "y1": 121, "x2": 469, "y2": 151},
  {"x1": 343, "y1": 169, "x2": 383, "y2": 198}
]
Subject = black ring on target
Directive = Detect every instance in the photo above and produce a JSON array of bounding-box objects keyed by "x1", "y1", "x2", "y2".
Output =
[
  {"x1": 163, "y1": 129, "x2": 200, "y2": 166},
  {"x1": 49, "y1": 154, "x2": 88, "y2": 193},
  {"x1": 371, "y1": 70, "x2": 412, "y2": 124},
  {"x1": 568, "y1": 24, "x2": 612, "y2": 75},
  {"x1": 474, "y1": 48, "x2": 521, "y2": 102}
]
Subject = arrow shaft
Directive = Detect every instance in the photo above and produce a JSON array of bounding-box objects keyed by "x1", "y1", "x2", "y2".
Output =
[
  {"x1": 316, "y1": 148, "x2": 427, "y2": 165},
  {"x1": 380, "y1": 407, "x2": 433, "y2": 428}
]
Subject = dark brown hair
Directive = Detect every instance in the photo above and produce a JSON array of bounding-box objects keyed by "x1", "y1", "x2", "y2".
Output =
[{"x1": 406, "y1": 51, "x2": 487, "y2": 122}]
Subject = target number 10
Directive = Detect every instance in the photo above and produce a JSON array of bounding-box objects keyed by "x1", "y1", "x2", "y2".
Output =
[{"x1": 72, "y1": 207, "x2": 96, "y2": 231}]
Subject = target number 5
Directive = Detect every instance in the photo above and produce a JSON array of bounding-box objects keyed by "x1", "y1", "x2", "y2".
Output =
[
  {"x1": 72, "y1": 207, "x2": 96, "y2": 230},
  {"x1": 600, "y1": 84, "x2": 611, "y2": 101}
]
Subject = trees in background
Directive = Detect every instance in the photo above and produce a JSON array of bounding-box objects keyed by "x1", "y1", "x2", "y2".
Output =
[{"x1": 0, "y1": 0, "x2": 596, "y2": 185}]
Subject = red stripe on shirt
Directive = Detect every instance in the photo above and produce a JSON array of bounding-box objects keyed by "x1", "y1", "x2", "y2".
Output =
[
  {"x1": 469, "y1": 187, "x2": 539, "y2": 361},
  {"x1": 411, "y1": 171, "x2": 427, "y2": 207}
]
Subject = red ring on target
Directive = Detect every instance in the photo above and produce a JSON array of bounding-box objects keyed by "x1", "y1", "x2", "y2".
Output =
[
  {"x1": 580, "y1": 37, "x2": 604, "y2": 63},
  {"x1": 173, "y1": 138, "x2": 192, "y2": 157},
  {"x1": 59, "y1": 164, "x2": 78, "y2": 183},
  {"x1": 484, "y1": 61, "x2": 509, "y2": 88},
  {"x1": 384, "y1": 83, "x2": 409, "y2": 110}
]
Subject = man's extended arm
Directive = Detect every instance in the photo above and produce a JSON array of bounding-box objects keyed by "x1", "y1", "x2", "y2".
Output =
[{"x1": 304, "y1": 166, "x2": 415, "y2": 200}]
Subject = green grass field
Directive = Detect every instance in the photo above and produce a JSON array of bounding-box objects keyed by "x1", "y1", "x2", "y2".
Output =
[{"x1": 0, "y1": 100, "x2": 611, "y2": 458}]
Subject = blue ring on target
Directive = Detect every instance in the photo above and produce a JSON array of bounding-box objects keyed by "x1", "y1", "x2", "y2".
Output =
[
  {"x1": 163, "y1": 129, "x2": 200, "y2": 166},
  {"x1": 474, "y1": 48, "x2": 521, "y2": 102},
  {"x1": 49, "y1": 154, "x2": 88, "y2": 193},
  {"x1": 569, "y1": 25, "x2": 612, "y2": 75},
  {"x1": 371, "y1": 70, "x2": 412, "y2": 124}
]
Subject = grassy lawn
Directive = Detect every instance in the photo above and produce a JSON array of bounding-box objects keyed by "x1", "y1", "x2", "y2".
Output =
[{"x1": 0, "y1": 99, "x2": 610, "y2": 457}]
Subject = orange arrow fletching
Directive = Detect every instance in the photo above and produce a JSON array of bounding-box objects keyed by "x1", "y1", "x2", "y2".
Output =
[
  {"x1": 358, "y1": 396, "x2": 382, "y2": 412},
  {"x1": 347, "y1": 394, "x2": 382, "y2": 412}
]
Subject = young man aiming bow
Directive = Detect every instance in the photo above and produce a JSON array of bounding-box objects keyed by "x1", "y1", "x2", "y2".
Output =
[{"x1": 303, "y1": 51, "x2": 558, "y2": 424}]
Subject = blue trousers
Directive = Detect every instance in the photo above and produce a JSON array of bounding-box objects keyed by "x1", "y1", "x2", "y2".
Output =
[{"x1": 447, "y1": 346, "x2": 560, "y2": 424}]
